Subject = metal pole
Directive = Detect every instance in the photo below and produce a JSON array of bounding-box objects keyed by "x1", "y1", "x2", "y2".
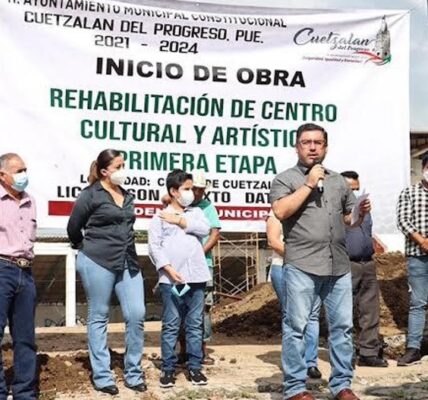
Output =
[{"x1": 65, "y1": 247, "x2": 77, "y2": 327}]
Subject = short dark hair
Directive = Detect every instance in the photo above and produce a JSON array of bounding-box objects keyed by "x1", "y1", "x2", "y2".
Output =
[
  {"x1": 166, "y1": 169, "x2": 193, "y2": 196},
  {"x1": 422, "y1": 154, "x2": 428, "y2": 169},
  {"x1": 341, "y1": 170, "x2": 359, "y2": 180},
  {"x1": 296, "y1": 123, "x2": 328, "y2": 144}
]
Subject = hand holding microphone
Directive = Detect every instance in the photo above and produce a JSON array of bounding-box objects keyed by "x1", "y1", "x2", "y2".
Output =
[
  {"x1": 306, "y1": 161, "x2": 325, "y2": 193},
  {"x1": 314, "y1": 160, "x2": 325, "y2": 193}
]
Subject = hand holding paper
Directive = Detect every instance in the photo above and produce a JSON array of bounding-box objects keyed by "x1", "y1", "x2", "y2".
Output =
[{"x1": 351, "y1": 190, "x2": 371, "y2": 225}]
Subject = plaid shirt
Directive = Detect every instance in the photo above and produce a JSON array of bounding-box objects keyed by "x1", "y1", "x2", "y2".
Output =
[{"x1": 397, "y1": 182, "x2": 428, "y2": 256}]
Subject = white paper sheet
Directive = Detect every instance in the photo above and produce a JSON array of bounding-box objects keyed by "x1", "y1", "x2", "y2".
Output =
[{"x1": 351, "y1": 190, "x2": 370, "y2": 225}]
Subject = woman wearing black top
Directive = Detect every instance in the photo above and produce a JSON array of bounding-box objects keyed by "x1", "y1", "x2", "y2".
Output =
[{"x1": 67, "y1": 149, "x2": 146, "y2": 395}]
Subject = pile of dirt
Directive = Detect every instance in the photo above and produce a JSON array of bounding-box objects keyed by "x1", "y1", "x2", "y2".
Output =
[
  {"x1": 213, "y1": 252, "x2": 410, "y2": 343},
  {"x1": 2, "y1": 346, "x2": 159, "y2": 398},
  {"x1": 375, "y1": 252, "x2": 409, "y2": 332},
  {"x1": 2, "y1": 346, "x2": 91, "y2": 397},
  {"x1": 213, "y1": 283, "x2": 281, "y2": 339}
]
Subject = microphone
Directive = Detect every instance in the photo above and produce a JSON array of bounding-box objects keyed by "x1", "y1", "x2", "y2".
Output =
[{"x1": 314, "y1": 159, "x2": 324, "y2": 193}]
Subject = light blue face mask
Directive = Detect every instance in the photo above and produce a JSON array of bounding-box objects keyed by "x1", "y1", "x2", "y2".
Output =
[
  {"x1": 171, "y1": 283, "x2": 191, "y2": 297},
  {"x1": 352, "y1": 189, "x2": 362, "y2": 198},
  {"x1": 12, "y1": 172, "x2": 29, "y2": 192}
]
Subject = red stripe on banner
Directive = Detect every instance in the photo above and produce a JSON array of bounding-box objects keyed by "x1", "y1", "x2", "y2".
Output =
[
  {"x1": 134, "y1": 203, "x2": 164, "y2": 218},
  {"x1": 48, "y1": 201, "x2": 270, "y2": 221},
  {"x1": 48, "y1": 201, "x2": 74, "y2": 216},
  {"x1": 355, "y1": 50, "x2": 383, "y2": 60}
]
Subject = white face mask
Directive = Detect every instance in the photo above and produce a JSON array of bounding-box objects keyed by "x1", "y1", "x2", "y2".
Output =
[
  {"x1": 109, "y1": 169, "x2": 127, "y2": 186},
  {"x1": 178, "y1": 189, "x2": 194, "y2": 207},
  {"x1": 423, "y1": 170, "x2": 428, "y2": 183}
]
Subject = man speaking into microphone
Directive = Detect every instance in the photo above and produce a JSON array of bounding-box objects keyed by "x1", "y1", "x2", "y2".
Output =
[{"x1": 269, "y1": 123, "x2": 371, "y2": 400}]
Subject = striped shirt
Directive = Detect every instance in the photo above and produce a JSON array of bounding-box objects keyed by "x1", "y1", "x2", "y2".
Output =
[
  {"x1": 0, "y1": 184, "x2": 37, "y2": 259},
  {"x1": 397, "y1": 182, "x2": 428, "y2": 256}
]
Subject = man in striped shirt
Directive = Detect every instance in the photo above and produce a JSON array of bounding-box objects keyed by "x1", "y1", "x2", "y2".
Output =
[
  {"x1": 0, "y1": 153, "x2": 37, "y2": 399},
  {"x1": 396, "y1": 153, "x2": 428, "y2": 366}
]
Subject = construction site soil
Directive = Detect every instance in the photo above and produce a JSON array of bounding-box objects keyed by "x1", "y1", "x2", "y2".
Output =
[
  {"x1": 213, "y1": 252, "x2": 409, "y2": 335},
  {"x1": 1, "y1": 252, "x2": 418, "y2": 398},
  {"x1": 213, "y1": 252, "x2": 414, "y2": 357}
]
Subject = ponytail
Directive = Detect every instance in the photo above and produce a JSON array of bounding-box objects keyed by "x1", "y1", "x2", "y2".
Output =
[
  {"x1": 87, "y1": 160, "x2": 99, "y2": 185},
  {"x1": 87, "y1": 149, "x2": 121, "y2": 185}
]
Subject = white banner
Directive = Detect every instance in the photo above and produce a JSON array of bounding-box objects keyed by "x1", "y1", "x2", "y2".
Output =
[{"x1": 0, "y1": 0, "x2": 409, "y2": 233}]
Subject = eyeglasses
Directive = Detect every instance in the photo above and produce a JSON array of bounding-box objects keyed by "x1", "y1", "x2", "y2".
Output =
[{"x1": 298, "y1": 140, "x2": 326, "y2": 148}]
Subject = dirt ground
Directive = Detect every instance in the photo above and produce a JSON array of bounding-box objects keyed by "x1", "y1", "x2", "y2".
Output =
[
  {"x1": 213, "y1": 252, "x2": 413, "y2": 356},
  {"x1": 4, "y1": 252, "x2": 428, "y2": 399},
  {"x1": 213, "y1": 252, "x2": 409, "y2": 337}
]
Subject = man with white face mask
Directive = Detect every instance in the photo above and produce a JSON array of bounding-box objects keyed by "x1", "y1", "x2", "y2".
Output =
[
  {"x1": 0, "y1": 153, "x2": 37, "y2": 400},
  {"x1": 149, "y1": 169, "x2": 211, "y2": 388},
  {"x1": 397, "y1": 154, "x2": 428, "y2": 366}
]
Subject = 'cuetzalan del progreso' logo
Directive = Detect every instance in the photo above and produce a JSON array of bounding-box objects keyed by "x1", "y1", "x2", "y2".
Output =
[{"x1": 355, "y1": 16, "x2": 391, "y2": 65}]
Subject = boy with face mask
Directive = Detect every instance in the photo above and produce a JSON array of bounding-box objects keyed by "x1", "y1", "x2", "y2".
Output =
[{"x1": 148, "y1": 169, "x2": 211, "y2": 388}]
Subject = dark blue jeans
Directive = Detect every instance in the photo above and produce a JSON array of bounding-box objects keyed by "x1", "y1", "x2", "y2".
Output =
[
  {"x1": 160, "y1": 283, "x2": 205, "y2": 371},
  {"x1": 0, "y1": 260, "x2": 36, "y2": 400}
]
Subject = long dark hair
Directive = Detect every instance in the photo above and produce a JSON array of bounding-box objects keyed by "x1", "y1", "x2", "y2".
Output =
[{"x1": 87, "y1": 149, "x2": 121, "y2": 184}]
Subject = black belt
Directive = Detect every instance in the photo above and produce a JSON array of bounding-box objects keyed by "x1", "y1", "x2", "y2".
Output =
[{"x1": 0, "y1": 255, "x2": 33, "y2": 268}]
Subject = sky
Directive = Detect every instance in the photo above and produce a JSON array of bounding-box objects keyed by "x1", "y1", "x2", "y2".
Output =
[{"x1": 180, "y1": 0, "x2": 428, "y2": 131}]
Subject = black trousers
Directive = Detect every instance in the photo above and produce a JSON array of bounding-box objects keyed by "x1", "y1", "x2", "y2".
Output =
[{"x1": 351, "y1": 260, "x2": 381, "y2": 357}]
